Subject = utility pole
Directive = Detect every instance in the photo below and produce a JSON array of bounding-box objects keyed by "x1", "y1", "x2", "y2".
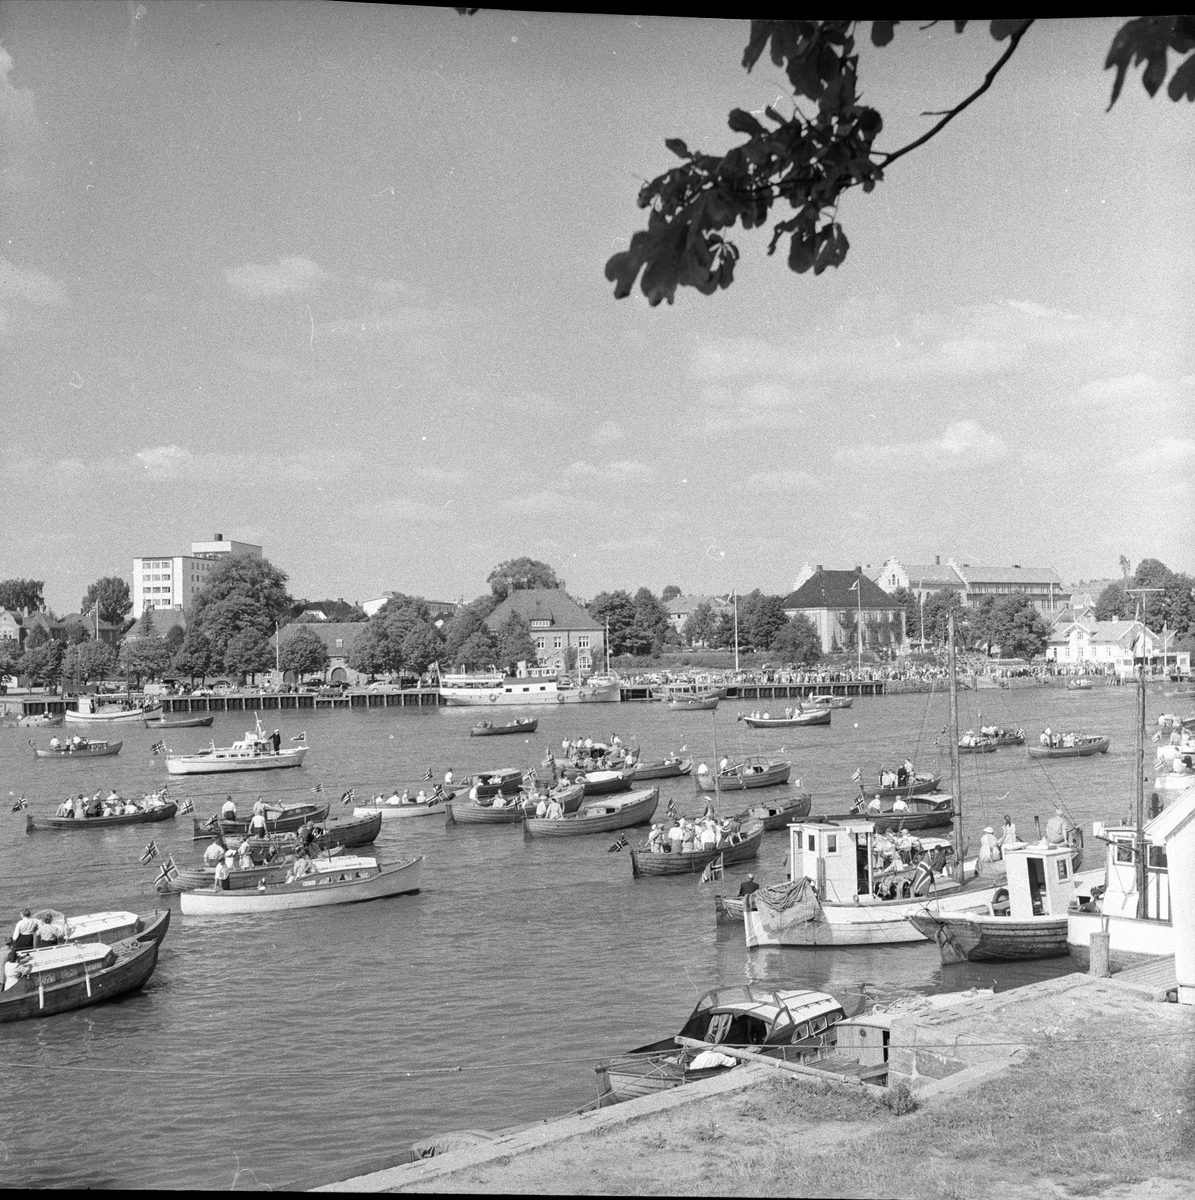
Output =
[{"x1": 733, "y1": 590, "x2": 739, "y2": 674}]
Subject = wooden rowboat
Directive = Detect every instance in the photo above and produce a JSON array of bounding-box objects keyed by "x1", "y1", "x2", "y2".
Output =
[
  {"x1": 33, "y1": 740, "x2": 122, "y2": 759},
  {"x1": 17, "y1": 713, "x2": 64, "y2": 727},
  {"x1": 1026, "y1": 735, "x2": 1110, "y2": 760},
  {"x1": 956, "y1": 738, "x2": 997, "y2": 754},
  {"x1": 26, "y1": 799, "x2": 177, "y2": 832},
  {"x1": 580, "y1": 768, "x2": 635, "y2": 796},
  {"x1": 144, "y1": 714, "x2": 215, "y2": 728},
  {"x1": 629, "y1": 820, "x2": 765, "y2": 877},
  {"x1": 352, "y1": 795, "x2": 450, "y2": 819},
  {"x1": 822, "y1": 795, "x2": 956, "y2": 832},
  {"x1": 469, "y1": 717, "x2": 539, "y2": 737},
  {"x1": 737, "y1": 709, "x2": 830, "y2": 728},
  {"x1": 741, "y1": 792, "x2": 812, "y2": 832},
  {"x1": 445, "y1": 782, "x2": 585, "y2": 826},
  {"x1": 694, "y1": 758, "x2": 791, "y2": 792},
  {"x1": 667, "y1": 695, "x2": 719, "y2": 711},
  {"x1": 191, "y1": 801, "x2": 330, "y2": 840},
  {"x1": 631, "y1": 757, "x2": 692, "y2": 781},
  {"x1": 0, "y1": 937, "x2": 160, "y2": 1023},
  {"x1": 178, "y1": 855, "x2": 423, "y2": 915},
  {"x1": 522, "y1": 787, "x2": 659, "y2": 839},
  {"x1": 869, "y1": 772, "x2": 941, "y2": 800}
]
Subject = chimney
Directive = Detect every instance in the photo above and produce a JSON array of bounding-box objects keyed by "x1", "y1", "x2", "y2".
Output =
[
  {"x1": 855, "y1": 565, "x2": 862, "y2": 574},
  {"x1": 815, "y1": 564, "x2": 823, "y2": 573},
  {"x1": 215, "y1": 532, "x2": 223, "y2": 541},
  {"x1": 935, "y1": 555, "x2": 940, "y2": 565}
]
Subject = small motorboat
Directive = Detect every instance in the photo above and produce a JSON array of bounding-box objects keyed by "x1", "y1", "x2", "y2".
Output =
[
  {"x1": 803, "y1": 694, "x2": 852, "y2": 709},
  {"x1": 956, "y1": 735, "x2": 997, "y2": 754},
  {"x1": 631, "y1": 756, "x2": 692, "y2": 781},
  {"x1": 737, "y1": 709, "x2": 829, "y2": 728},
  {"x1": 1027, "y1": 734, "x2": 1110, "y2": 760},
  {"x1": 741, "y1": 792, "x2": 813, "y2": 832},
  {"x1": 65, "y1": 696, "x2": 160, "y2": 725},
  {"x1": 667, "y1": 693, "x2": 719, "y2": 711},
  {"x1": 629, "y1": 819, "x2": 765, "y2": 877},
  {"x1": 445, "y1": 782, "x2": 585, "y2": 826},
  {"x1": 33, "y1": 738, "x2": 122, "y2": 759},
  {"x1": 178, "y1": 855, "x2": 423, "y2": 915},
  {"x1": 694, "y1": 758, "x2": 791, "y2": 792},
  {"x1": 823, "y1": 794, "x2": 956, "y2": 832},
  {"x1": 353, "y1": 791, "x2": 452, "y2": 819},
  {"x1": 191, "y1": 801, "x2": 330, "y2": 840},
  {"x1": 0, "y1": 937, "x2": 161, "y2": 1023},
  {"x1": 1066, "y1": 678, "x2": 1095, "y2": 691},
  {"x1": 144, "y1": 714, "x2": 215, "y2": 729},
  {"x1": 165, "y1": 719, "x2": 307, "y2": 775},
  {"x1": 16, "y1": 713, "x2": 64, "y2": 727},
  {"x1": 579, "y1": 767, "x2": 635, "y2": 796},
  {"x1": 26, "y1": 791, "x2": 177, "y2": 832},
  {"x1": 469, "y1": 717, "x2": 539, "y2": 737},
  {"x1": 26, "y1": 908, "x2": 170, "y2": 947}
]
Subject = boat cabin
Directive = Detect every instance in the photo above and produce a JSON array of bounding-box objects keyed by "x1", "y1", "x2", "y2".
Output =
[
  {"x1": 789, "y1": 819, "x2": 955, "y2": 905},
  {"x1": 1000, "y1": 845, "x2": 1079, "y2": 918},
  {"x1": 12, "y1": 942, "x2": 115, "y2": 992}
]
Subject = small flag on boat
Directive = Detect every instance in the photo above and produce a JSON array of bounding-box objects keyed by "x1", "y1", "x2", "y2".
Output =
[
  {"x1": 340, "y1": 788, "x2": 355, "y2": 805},
  {"x1": 139, "y1": 839, "x2": 159, "y2": 865},
  {"x1": 11, "y1": 795, "x2": 28, "y2": 813},
  {"x1": 291, "y1": 731, "x2": 307, "y2": 743},
  {"x1": 666, "y1": 798, "x2": 677, "y2": 819},
  {"x1": 423, "y1": 767, "x2": 433, "y2": 780},
  {"x1": 312, "y1": 782, "x2": 324, "y2": 794},
  {"x1": 607, "y1": 834, "x2": 629, "y2": 853},
  {"x1": 151, "y1": 740, "x2": 167, "y2": 756},
  {"x1": 851, "y1": 767, "x2": 862, "y2": 783},
  {"x1": 700, "y1": 854, "x2": 724, "y2": 884},
  {"x1": 177, "y1": 798, "x2": 194, "y2": 815},
  {"x1": 1151, "y1": 732, "x2": 1162, "y2": 744},
  {"x1": 155, "y1": 856, "x2": 177, "y2": 885}
]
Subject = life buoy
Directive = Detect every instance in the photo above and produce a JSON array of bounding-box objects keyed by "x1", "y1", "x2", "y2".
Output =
[
  {"x1": 992, "y1": 887, "x2": 1009, "y2": 907},
  {"x1": 489, "y1": 694, "x2": 498, "y2": 703},
  {"x1": 557, "y1": 694, "x2": 565, "y2": 703}
]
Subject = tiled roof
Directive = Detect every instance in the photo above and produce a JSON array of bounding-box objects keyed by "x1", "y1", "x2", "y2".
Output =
[
  {"x1": 1049, "y1": 618, "x2": 1153, "y2": 647},
  {"x1": 667, "y1": 594, "x2": 719, "y2": 617},
  {"x1": 279, "y1": 622, "x2": 366, "y2": 656},
  {"x1": 782, "y1": 569, "x2": 902, "y2": 610},
  {"x1": 486, "y1": 589, "x2": 601, "y2": 632},
  {"x1": 951, "y1": 562, "x2": 1064, "y2": 587},
  {"x1": 901, "y1": 563, "x2": 964, "y2": 588}
]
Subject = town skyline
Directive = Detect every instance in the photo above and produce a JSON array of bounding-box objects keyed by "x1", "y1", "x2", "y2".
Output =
[{"x1": 2, "y1": 10, "x2": 1191, "y2": 615}]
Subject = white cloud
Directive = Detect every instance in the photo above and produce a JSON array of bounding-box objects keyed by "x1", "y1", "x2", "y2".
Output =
[
  {"x1": 742, "y1": 469, "x2": 813, "y2": 494},
  {"x1": 565, "y1": 460, "x2": 648, "y2": 481},
  {"x1": 1116, "y1": 436, "x2": 1195, "y2": 473},
  {"x1": 0, "y1": 257, "x2": 67, "y2": 306},
  {"x1": 0, "y1": 42, "x2": 45, "y2": 192},
  {"x1": 226, "y1": 256, "x2": 326, "y2": 297},
  {"x1": 591, "y1": 420, "x2": 623, "y2": 447},
  {"x1": 1075, "y1": 373, "x2": 1177, "y2": 417},
  {"x1": 842, "y1": 420, "x2": 1007, "y2": 467}
]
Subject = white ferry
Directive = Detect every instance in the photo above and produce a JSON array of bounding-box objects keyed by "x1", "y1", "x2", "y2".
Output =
[{"x1": 438, "y1": 670, "x2": 621, "y2": 707}]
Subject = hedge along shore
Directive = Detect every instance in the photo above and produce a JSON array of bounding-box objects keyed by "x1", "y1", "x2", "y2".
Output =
[{"x1": 313, "y1": 971, "x2": 1195, "y2": 1196}]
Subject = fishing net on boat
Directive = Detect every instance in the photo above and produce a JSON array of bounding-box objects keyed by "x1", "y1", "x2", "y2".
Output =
[{"x1": 752, "y1": 876, "x2": 821, "y2": 922}]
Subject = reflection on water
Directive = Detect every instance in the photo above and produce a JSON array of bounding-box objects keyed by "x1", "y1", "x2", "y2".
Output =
[{"x1": 0, "y1": 683, "x2": 1155, "y2": 1187}]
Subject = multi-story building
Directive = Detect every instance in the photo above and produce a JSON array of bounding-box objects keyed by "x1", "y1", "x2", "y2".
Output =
[
  {"x1": 132, "y1": 533, "x2": 262, "y2": 617},
  {"x1": 782, "y1": 567, "x2": 906, "y2": 656},
  {"x1": 664, "y1": 593, "x2": 733, "y2": 644},
  {"x1": 1045, "y1": 617, "x2": 1190, "y2": 676},
  {"x1": 871, "y1": 556, "x2": 1070, "y2": 614},
  {"x1": 483, "y1": 589, "x2": 604, "y2": 674}
]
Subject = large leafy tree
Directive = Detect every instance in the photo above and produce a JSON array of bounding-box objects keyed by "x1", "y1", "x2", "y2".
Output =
[
  {"x1": 442, "y1": 595, "x2": 498, "y2": 666},
  {"x1": 402, "y1": 622, "x2": 446, "y2": 675},
  {"x1": 349, "y1": 594, "x2": 439, "y2": 676},
  {"x1": 606, "y1": 18, "x2": 1195, "y2": 305},
  {"x1": 772, "y1": 614, "x2": 822, "y2": 666},
  {"x1": 1095, "y1": 581, "x2": 1132, "y2": 621},
  {"x1": 0, "y1": 578, "x2": 44, "y2": 613},
  {"x1": 119, "y1": 637, "x2": 174, "y2": 684},
  {"x1": 682, "y1": 601, "x2": 716, "y2": 647},
  {"x1": 0, "y1": 638, "x2": 20, "y2": 682},
  {"x1": 493, "y1": 613, "x2": 537, "y2": 672},
  {"x1": 630, "y1": 587, "x2": 671, "y2": 655},
  {"x1": 62, "y1": 640, "x2": 117, "y2": 683},
  {"x1": 660, "y1": 584, "x2": 683, "y2": 603},
  {"x1": 987, "y1": 595, "x2": 1051, "y2": 659},
  {"x1": 456, "y1": 627, "x2": 500, "y2": 670},
  {"x1": 223, "y1": 629, "x2": 274, "y2": 683},
  {"x1": 486, "y1": 558, "x2": 562, "y2": 600},
  {"x1": 81, "y1": 577, "x2": 133, "y2": 626},
  {"x1": 587, "y1": 590, "x2": 639, "y2": 656},
  {"x1": 172, "y1": 630, "x2": 215, "y2": 684},
  {"x1": 188, "y1": 556, "x2": 292, "y2": 664},
  {"x1": 19, "y1": 625, "x2": 62, "y2": 684},
  {"x1": 921, "y1": 589, "x2": 966, "y2": 647},
  {"x1": 280, "y1": 627, "x2": 330, "y2": 679},
  {"x1": 738, "y1": 591, "x2": 790, "y2": 651},
  {"x1": 890, "y1": 587, "x2": 923, "y2": 647}
]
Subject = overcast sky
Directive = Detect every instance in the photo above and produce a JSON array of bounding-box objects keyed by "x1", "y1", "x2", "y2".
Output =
[{"x1": 2, "y1": 7, "x2": 1192, "y2": 614}]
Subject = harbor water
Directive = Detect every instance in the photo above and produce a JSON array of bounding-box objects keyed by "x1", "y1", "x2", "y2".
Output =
[{"x1": 0, "y1": 681, "x2": 1163, "y2": 1188}]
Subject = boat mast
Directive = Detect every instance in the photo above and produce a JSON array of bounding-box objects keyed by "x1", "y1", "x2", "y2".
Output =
[
  {"x1": 733, "y1": 591, "x2": 739, "y2": 674},
  {"x1": 1135, "y1": 639, "x2": 1148, "y2": 919},
  {"x1": 947, "y1": 611, "x2": 963, "y2": 880}
]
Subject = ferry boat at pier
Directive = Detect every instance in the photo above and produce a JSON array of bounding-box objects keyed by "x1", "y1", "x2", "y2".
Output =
[{"x1": 438, "y1": 670, "x2": 620, "y2": 707}]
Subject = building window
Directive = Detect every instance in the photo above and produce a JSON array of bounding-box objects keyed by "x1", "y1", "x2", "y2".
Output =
[
  {"x1": 535, "y1": 637, "x2": 545, "y2": 650},
  {"x1": 553, "y1": 636, "x2": 563, "y2": 649},
  {"x1": 578, "y1": 636, "x2": 590, "y2": 649}
]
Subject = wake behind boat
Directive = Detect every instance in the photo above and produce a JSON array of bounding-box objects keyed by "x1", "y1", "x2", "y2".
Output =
[{"x1": 165, "y1": 719, "x2": 307, "y2": 775}]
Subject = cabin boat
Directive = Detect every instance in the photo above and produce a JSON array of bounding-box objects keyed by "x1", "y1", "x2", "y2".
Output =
[
  {"x1": 694, "y1": 757, "x2": 792, "y2": 792},
  {"x1": 742, "y1": 792, "x2": 813, "y2": 832},
  {"x1": 743, "y1": 819, "x2": 998, "y2": 947},
  {"x1": 27, "y1": 908, "x2": 170, "y2": 947},
  {"x1": 466, "y1": 768, "x2": 525, "y2": 798},
  {"x1": 579, "y1": 767, "x2": 635, "y2": 796},
  {"x1": 65, "y1": 695, "x2": 159, "y2": 724},
  {"x1": 34, "y1": 737, "x2": 122, "y2": 759},
  {"x1": 594, "y1": 986, "x2": 850, "y2": 1105},
  {"x1": 910, "y1": 844, "x2": 1102, "y2": 963},
  {"x1": 631, "y1": 756, "x2": 692, "y2": 781},
  {"x1": 667, "y1": 694, "x2": 720, "y2": 711},
  {"x1": 439, "y1": 670, "x2": 620, "y2": 707},
  {"x1": 165, "y1": 719, "x2": 308, "y2": 775}
]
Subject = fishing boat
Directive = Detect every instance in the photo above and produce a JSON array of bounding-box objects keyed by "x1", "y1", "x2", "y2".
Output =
[
  {"x1": 594, "y1": 986, "x2": 850, "y2": 1105},
  {"x1": 629, "y1": 819, "x2": 765, "y2": 877},
  {"x1": 16, "y1": 713, "x2": 63, "y2": 727},
  {"x1": 909, "y1": 843, "x2": 1101, "y2": 963},
  {"x1": 804, "y1": 694, "x2": 852, "y2": 709},
  {"x1": 34, "y1": 738, "x2": 122, "y2": 759},
  {"x1": 0, "y1": 937, "x2": 161, "y2": 1023},
  {"x1": 439, "y1": 670, "x2": 620, "y2": 707},
  {"x1": 27, "y1": 908, "x2": 170, "y2": 947},
  {"x1": 579, "y1": 767, "x2": 635, "y2": 796},
  {"x1": 191, "y1": 801, "x2": 330, "y2": 840},
  {"x1": 65, "y1": 696, "x2": 159, "y2": 725},
  {"x1": 445, "y1": 781, "x2": 585, "y2": 825},
  {"x1": 1027, "y1": 734, "x2": 1110, "y2": 760},
  {"x1": 165, "y1": 719, "x2": 308, "y2": 775},
  {"x1": 469, "y1": 717, "x2": 539, "y2": 737},
  {"x1": 694, "y1": 757, "x2": 792, "y2": 792},
  {"x1": 740, "y1": 791, "x2": 813, "y2": 832},
  {"x1": 178, "y1": 855, "x2": 424, "y2": 915},
  {"x1": 867, "y1": 771, "x2": 941, "y2": 800},
  {"x1": 631, "y1": 756, "x2": 692, "y2": 781},
  {"x1": 744, "y1": 613, "x2": 998, "y2": 948},
  {"x1": 737, "y1": 708, "x2": 830, "y2": 728},
  {"x1": 144, "y1": 713, "x2": 215, "y2": 729},
  {"x1": 26, "y1": 792, "x2": 177, "y2": 832},
  {"x1": 523, "y1": 787, "x2": 659, "y2": 839},
  {"x1": 667, "y1": 694, "x2": 719, "y2": 711}
]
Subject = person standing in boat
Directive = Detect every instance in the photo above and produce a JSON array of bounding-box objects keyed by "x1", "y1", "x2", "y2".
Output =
[
  {"x1": 979, "y1": 826, "x2": 1000, "y2": 867},
  {"x1": 12, "y1": 910, "x2": 38, "y2": 951},
  {"x1": 222, "y1": 796, "x2": 238, "y2": 821},
  {"x1": 203, "y1": 839, "x2": 225, "y2": 867},
  {"x1": 737, "y1": 874, "x2": 760, "y2": 909},
  {"x1": 271, "y1": 729, "x2": 282, "y2": 753},
  {"x1": 999, "y1": 815, "x2": 1018, "y2": 854},
  {"x1": 213, "y1": 855, "x2": 231, "y2": 891}
]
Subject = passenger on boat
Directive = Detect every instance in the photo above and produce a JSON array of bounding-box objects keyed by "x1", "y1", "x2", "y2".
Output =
[
  {"x1": 12, "y1": 910, "x2": 38, "y2": 951},
  {"x1": 33, "y1": 913, "x2": 62, "y2": 946},
  {"x1": 894, "y1": 830, "x2": 917, "y2": 863},
  {"x1": 999, "y1": 815, "x2": 1019, "y2": 852},
  {"x1": 1040, "y1": 728, "x2": 1051, "y2": 747},
  {"x1": 248, "y1": 809, "x2": 269, "y2": 838},
  {"x1": 647, "y1": 824, "x2": 664, "y2": 853},
  {"x1": 122, "y1": 800, "x2": 138, "y2": 815},
  {"x1": 1045, "y1": 808, "x2": 1069, "y2": 845},
  {"x1": 535, "y1": 796, "x2": 549, "y2": 817},
  {"x1": 237, "y1": 843, "x2": 255, "y2": 870},
  {"x1": 49, "y1": 737, "x2": 60, "y2": 750},
  {"x1": 979, "y1": 826, "x2": 1000, "y2": 867},
  {"x1": 444, "y1": 769, "x2": 454, "y2": 786},
  {"x1": 667, "y1": 821, "x2": 684, "y2": 853},
  {"x1": 868, "y1": 795, "x2": 883, "y2": 814},
  {"x1": 203, "y1": 840, "x2": 225, "y2": 866},
  {"x1": 699, "y1": 820, "x2": 717, "y2": 851},
  {"x1": 545, "y1": 796, "x2": 564, "y2": 820},
  {"x1": 896, "y1": 762, "x2": 908, "y2": 785},
  {"x1": 271, "y1": 730, "x2": 282, "y2": 753},
  {"x1": 892, "y1": 796, "x2": 908, "y2": 812},
  {"x1": 85, "y1": 792, "x2": 103, "y2": 818},
  {"x1": 253, "y1": 796, "x2": 267, "y2": 818},
  {"x1": 222, "y1": 796, "x2": 238, "y2": 820},
  {"x1": 212, "y1": 857, "x2": 232, "y2": 891},
  {"x1": 3, "y1": 944, "x2": 30, "y2": 992},
  {"x1": 55, "y1": 797, "x2": 73, "y2": 817}
]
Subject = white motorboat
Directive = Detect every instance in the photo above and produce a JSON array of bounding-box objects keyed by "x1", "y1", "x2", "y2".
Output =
[
  {"x1": 65, "y1": 695, "x2": 159, "y2": 725},
  {"x1": 179, "y1": 855, "x2": 423, "y2": 914},
  {"x1": 165, "y1": 718, "x2": 307, "y2": 775},
  {"x1": 439, "y1": 670, "x2": 620, "y2": 707}
]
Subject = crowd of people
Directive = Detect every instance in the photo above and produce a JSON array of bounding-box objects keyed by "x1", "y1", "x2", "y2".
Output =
[
  {"x1": 645, "y1": 810, "x2": 742, "y2": 855},
  {"x1": 53, "y1": 789, "x2": 166, "y2": 819}
]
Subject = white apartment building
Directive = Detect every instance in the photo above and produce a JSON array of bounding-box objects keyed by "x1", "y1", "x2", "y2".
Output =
[{"x1": 133, "y1": 533, "x2": 262, "y2": 617}]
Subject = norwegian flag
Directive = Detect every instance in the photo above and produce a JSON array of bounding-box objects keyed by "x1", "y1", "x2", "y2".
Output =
[
  {"x1": 155, "y1": 856, "x2": 178, "y2": 885},
  {"x1": 851, "y1": 768, "x2": 862, "y2": 783},
  {"x1": 139, "y1": 839, "x2": 159, "y2": 865},
  {"x1": 151, "y1": 740, "x2": 167, "y2": 756},
  {"x1": 11, "y1": 795, "x2": 28, "y2": 813},
  {"x1": 607, "y1": 834, "x2": 629, "y2": 853},
  {"x1": 312, "y1": 782, "x2": 324, "y2": 794},
  {"x1": 177, "y1": 798, "x2": 194, "y2": 815},
  {"x1": 290, "y1": 731, "x2": 307, "y2": 743},
  {"x1": 340, "y1": 788, "x2": 356, "y2": 806},
  {"x1": 422, "y1": 767, "x2": 434, "y2": 781}
]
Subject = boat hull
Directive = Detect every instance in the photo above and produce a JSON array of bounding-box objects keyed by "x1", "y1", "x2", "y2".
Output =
[
  {"x1": 581, "y1": 769, "x2": 634, "y2": 796},
  {"x1": 17, "y1": 714, "x2": 64, "y2": 727},
  {"x1": 353, "y1": 800, "x2": 447, "y2": 819},
  {"x1": 908, "y1": 911, "x2": 1069, "y2": 963},
  {"x1": 630, "y1": 821, "x2": 765, "y2": 877},
  {"x1": 34, "y1": 741, "x2": 122, "y2": 759},
  {"x1": 695, "y1": 763, "x2": 791, "y2": 792},
  {"x1": 166, "y1": 746, "x2": 308, "y2": 774},
  {"x1": 144, "y1": 715, "x2": 215, "y2": 728},
  {"x1": 193, "y1": 802, "x2": 330, "y2": 839},
  {"x1": 631, "y1": 758, "x2": 692, "y2": 781},
  {"x1": 820, "y1": 803, "x2": 956, "y2": 833},
  {"x1": 740, "y1": 710, "x2": 829, "y2": 728},
  {"x1": 65, "y1": 707, "x2": 156, "y2": 724},
  {"x1": 179, "y1": 856, "x2": 423, "y2": 914},
  {"x1": 27, "y1": 801, "x2": 178, "y2": 832},
  {"x1": 469, "y1": 718, "x2": 539, "y2": 737},
  {"x1": 440, "y1": 679, "x2": 621, "y2": 706},
  {"x1": 1027, "y1": 737, "x2": 1110, "y2": 759},
  {"x1": 667, "y1": 697, "x2": 719, "y2": 711},
  {"x1": 523, "y1": 788, "x2": 659, "y2": 838}
]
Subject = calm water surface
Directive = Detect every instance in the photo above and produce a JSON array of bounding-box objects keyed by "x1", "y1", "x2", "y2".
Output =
[{"x1": 0, "y1": 681, "x2": 1160, "y2": 1188}]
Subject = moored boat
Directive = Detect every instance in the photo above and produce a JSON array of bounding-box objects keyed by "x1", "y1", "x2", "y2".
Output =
[
  {"x1": 0, "y1": 937, "x2": 160, "y2": 1023},
  {"x1": 469, "y1": 717, "x2": 539, "y2": 737},
  {"x1": 34, "y1": 737, "x2": 122, "y2": 759},
  {"x1": 523, "y1": 787, "x2": 659, "y2": 839},
  {"x1": 439, "y1": 670, "x2": 620, "y2": 707},
  {"x1": 178, "y1": 855, "x2": 423, "y2": 914},
  {"x1": 192, "y1": 801, "x2": 330, "y2": 840},
  {"x1": 17, "y1": 712, "x2": 63, "y2": 727},
  {"x1": 737, "y1": 708, "x2": 829, "y2": 728},
  {"x1": 579, "y1": 767, "x2": 635, "y2": 796},
  {"x1": 27, "y1": 792, "x2": 177, "y2": 832},
  {"x1": 629, "y1": 819, "x2": 765, "y2": 877},
  {"x1": 65, "y1": 696, "x2": 159, "y2": 725},
  {"x1": 144, "y1": 714, "x2": 215, "y2": 729},
  {"x1": 27, "y1": 907, "x2": 170, "y2": 947},
  {"x1": 667, "y1": 694, "x2": 719, "y2": 711},
  {"x1": 165, "y1": 719, "x2": 307, "y2": 775},
  {"x1": 631, "y1": 756, "x2": 692, "y2": 781},
  {"x1": 694, "y1": 757, "x2": 791, "y2": 792},
  {"x1": 804, "y1": 694, "x2": 852, "y2": 709},
  {"x1": 445, "y1": 781, "x2": 585, "y2": 825},
  {"x1": 1027, "y1": 734, "x2": 1110, "y2": 759},
  {"x1": 741, "y1": 791, "x2": 813, "y2": 832}
]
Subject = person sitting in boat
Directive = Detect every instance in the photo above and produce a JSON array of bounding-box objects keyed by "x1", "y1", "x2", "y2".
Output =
[
  {"x1": 444, "y1": 769, "x2": 454, "y2": 786},
  {"x1": 237, "y1": 842, "x2": 255, "y2": 870},
  {"x1": 71, "y1": 735, "x2": 83, "y2": 748},
  {"x1": 894, "y1": 829, "x2": 917, "y2": 863},
  {"x1": 203, "y1": 839, "x2": 225, "y2": 867},
  {"x1": 221, "y1": 796, "x2": 238, "y2": 820},
  {"x1": 535, "y1": 795, "x2": 549, "y2": 818},
  {"x1": 892, "y1": 796, "x2": 908, "y2": 813},
  {"x1": 86, "y1": 792, "x2": 103, "y2": 819},
  {"x1": 49, "y1": 737, "x2": 60, "y2": 750},
  {"x1": 979, "y1": 826, "x2": 1000, "y2": 867},
  {"x1": 286, "y1": 856, "x2": 315, "y2": 883},
  {"x1": 545, "y1": 796, "x2": 564, "y2": 820},
  {"x1": 1040, "y1": 728, "x2": 1051, "y2": 747},
  {"x1": 867, "y1": 795, "x2": 883, "y2": 814},
  {"x1": 1045, "y1": 808, "x2": 1069, "y2": 845},
  {"x1": 3, "y1": 943, "x2": 30, "y2": 993},
  {"x1": 55, "y1": 797, "x2": 73, "y2": 817},
  {"x1": 33, "y1": 913, "x2": 63, "y2": 947},
  {"x1": 122, "y1": 799, "x2": 139, "y2": 815}
]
